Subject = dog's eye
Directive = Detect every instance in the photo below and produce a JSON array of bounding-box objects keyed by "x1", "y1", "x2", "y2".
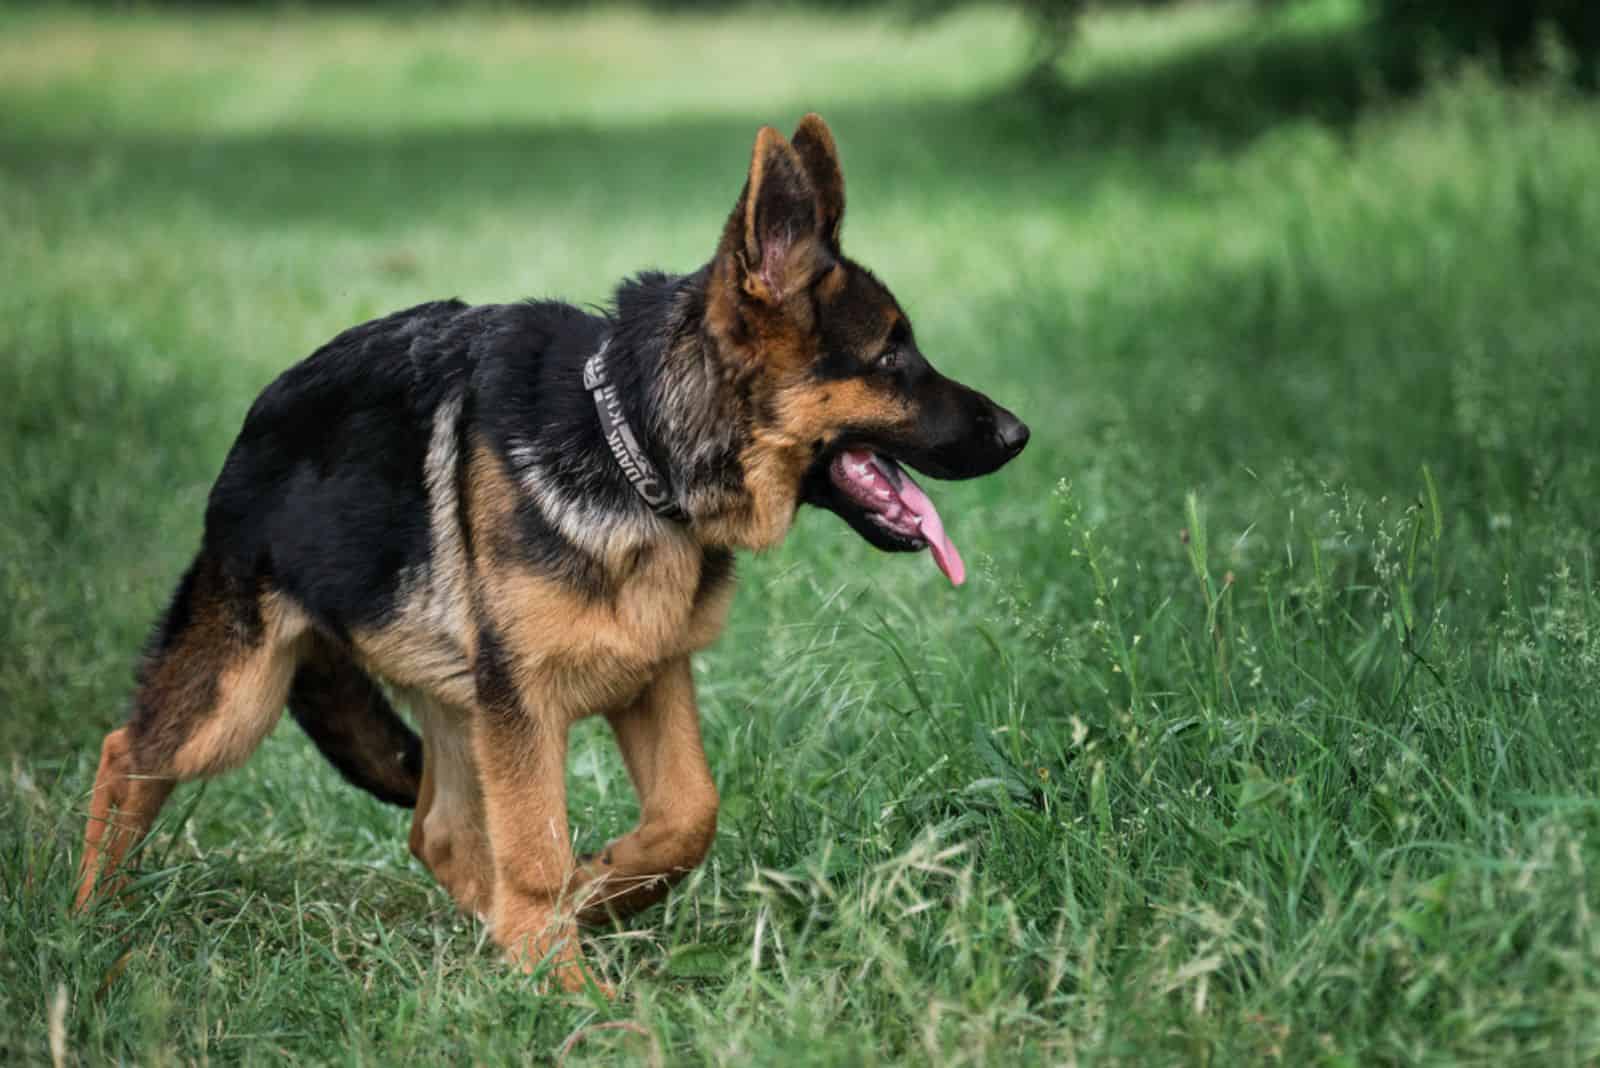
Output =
[{"x1": 874, "y1": 348, "x2": 904, "y2": 371}]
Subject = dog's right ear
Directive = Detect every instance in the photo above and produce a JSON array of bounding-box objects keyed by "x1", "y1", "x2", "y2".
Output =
[{"x1": 717, "y1": 126, "x2": 826, "y2": 307}]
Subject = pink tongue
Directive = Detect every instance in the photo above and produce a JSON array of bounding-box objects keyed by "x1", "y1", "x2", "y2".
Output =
[{"x1": 891, "y1": 468, "x2": 966, "y2": 587}]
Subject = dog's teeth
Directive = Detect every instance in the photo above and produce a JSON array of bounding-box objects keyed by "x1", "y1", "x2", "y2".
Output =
[
  {"x1": 912, "y1": 515, "x2": 924, "y2": 526},
  {"x1": 874, "y1": 489, "x2": 892, "y2": 500}
]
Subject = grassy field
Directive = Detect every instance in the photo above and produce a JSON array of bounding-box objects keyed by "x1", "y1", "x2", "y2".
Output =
[{"x1": 4, "y1": 1, "x2": 1600, "y2": 1063}]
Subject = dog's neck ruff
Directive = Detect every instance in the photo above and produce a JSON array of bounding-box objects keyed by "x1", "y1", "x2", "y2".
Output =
[{"x1": 582, "y1": 337, "x2": 687, "y2": 523}]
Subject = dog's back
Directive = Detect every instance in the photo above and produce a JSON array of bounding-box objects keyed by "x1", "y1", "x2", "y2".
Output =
[{"x1": 206, "y1": 299, "x2": 470, "y2": 633}]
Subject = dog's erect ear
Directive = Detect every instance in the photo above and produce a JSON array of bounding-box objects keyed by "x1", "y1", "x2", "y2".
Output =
[
  {"x1": 719, "y1": 125, "x2": 826, "y2": 306},
  {"x1": 790, "y1": 113, "x2": 844, "y2": 251}
]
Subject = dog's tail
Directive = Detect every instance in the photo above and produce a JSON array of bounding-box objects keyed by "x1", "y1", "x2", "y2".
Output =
[{"x1": 288, "y1": 634, "x2": 422, "y2": 808}]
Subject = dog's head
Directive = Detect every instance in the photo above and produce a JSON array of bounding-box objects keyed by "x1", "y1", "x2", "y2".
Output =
[{"x1": 702, "y1": 115, "x2": 1027, "y2": 584}]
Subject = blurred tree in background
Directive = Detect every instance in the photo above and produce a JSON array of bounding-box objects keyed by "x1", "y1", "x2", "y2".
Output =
[
  {"x1": 1371, "y1": 0, "x2": 1600, "y2": 83},
  {"x1": 913, "y1": 0, "x2": 1600, "y2": 86}
]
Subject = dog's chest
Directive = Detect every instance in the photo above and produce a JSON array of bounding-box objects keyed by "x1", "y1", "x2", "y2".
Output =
[{"x1": 485, "y1": 539, "x2": 736, "y2": 717}]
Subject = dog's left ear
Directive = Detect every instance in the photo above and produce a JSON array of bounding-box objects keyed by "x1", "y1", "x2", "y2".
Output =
[
  {"x1": 791, "y1": 114, "x2": 845, "y2": 252},
  {"x1": 719, "y1": 125, "x2": 826, "y2": 307}
]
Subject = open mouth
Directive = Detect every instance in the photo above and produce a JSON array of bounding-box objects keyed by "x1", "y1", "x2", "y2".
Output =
[{"x1": 827, "y1": 448, "x2": 966, "y2": 585}]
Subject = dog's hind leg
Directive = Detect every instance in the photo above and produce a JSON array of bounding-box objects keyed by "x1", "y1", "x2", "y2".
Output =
[
  {"x1": 288, "y1": 636, "x2": 422, "y2": 808},
  {"x1": 573, "y1": 656, "x2": 718, "y2": 924},
  {"x1": 406, "y1": 693, "x2": 494, "y2": 918},
  {"x1": 76, "y1": 553, "x2": 307, "y2": 910}
]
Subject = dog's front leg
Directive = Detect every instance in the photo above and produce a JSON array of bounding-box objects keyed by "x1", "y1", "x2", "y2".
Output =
[
  {"x1": 574, "y1": 656, "x2": 718, "y2": 924},
  {"x1": 470, "y1": 687, "x2": 602, "y2": 994}
]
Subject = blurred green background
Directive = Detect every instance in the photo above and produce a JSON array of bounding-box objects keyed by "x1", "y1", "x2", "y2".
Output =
[{"x1": 4, "y1": 1, "x2": 1600, "y2": 1064}]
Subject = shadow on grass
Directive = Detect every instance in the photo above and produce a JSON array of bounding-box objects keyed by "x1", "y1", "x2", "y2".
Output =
[
  {"x1": 1023, "y1": 10, "x2": 1402, "y2": 146},
  {"x1": 2, "y1": 104, "x2": 1187, "y2": 235}
]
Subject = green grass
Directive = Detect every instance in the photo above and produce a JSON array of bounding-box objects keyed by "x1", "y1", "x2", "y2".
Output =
[{"x1": 5, "y1": 1, "x2": 1600, "y2": 1063}]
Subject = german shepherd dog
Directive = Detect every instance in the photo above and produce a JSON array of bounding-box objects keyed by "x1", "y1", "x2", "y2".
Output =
[{"x1": 75, "y1": 115, "x2": 1028, "y2": 990}]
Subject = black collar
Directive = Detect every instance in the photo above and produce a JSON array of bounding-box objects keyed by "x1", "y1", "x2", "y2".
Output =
[{"x1": 582, "y1": 338, "x2": 687, "y2": 522}]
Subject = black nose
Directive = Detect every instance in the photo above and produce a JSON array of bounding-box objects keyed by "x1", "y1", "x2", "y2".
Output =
[{"x1": 994, "y1": 409, "x2": 1029, "y2": 456}]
